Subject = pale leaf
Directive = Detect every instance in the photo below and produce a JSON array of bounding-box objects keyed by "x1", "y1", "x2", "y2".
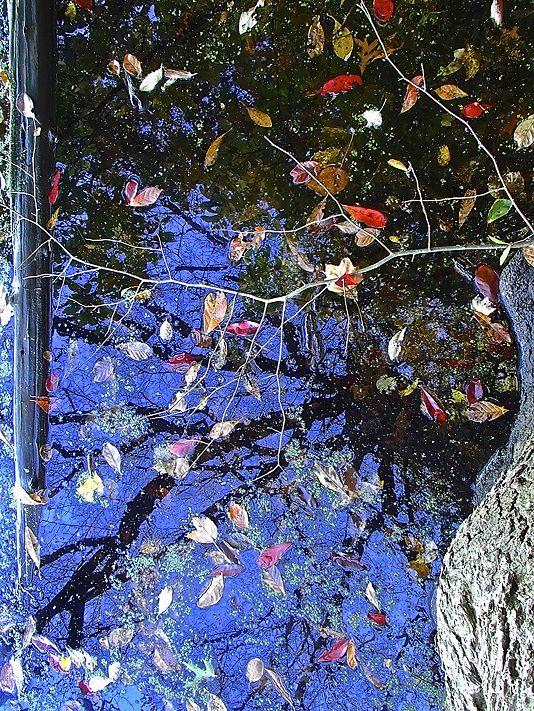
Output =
[
  {"x1": 246, "y1": 657, "x2": 265, "y2": 682},
  {"x1": 185, "y1": 361, "x2": 202, "y2": 385},
  {"x1": 458, "y1": 188, "x2": 477, "y2": 228},
  {"x1": 264, "y1": 667, "x2": 295, "y2": 708},
  {"x1": 188, "y1": 515, "x2": 218, "y2": 543},
  {"x1": 168, "y1": 392, "x2": 187, "y2": 414},
  {"x1": 159, "y1": 319, "x2": 173, "y2": 341},
  {"x1": 197, "y1": 574, "x2": 224, "y2": 608},
  {"x1": 186, "y1": 701, "x2": 203, "y2": 711},
  {"x1": 313, "y1": 460, "x2": 347, "y2": 496},
  {"x1": 102, "y1": 443, "x2": 121, "y2": 474},
  {"x1": 238, "y1": 0, "x2": 264, "y2": 34},
  {"x1": 365, "y1": 581, "x2": 382, "y2": 612},
  {"x1": 139, "y1": 65, "x2": 164, "y2": 92},
  {"x1": 158, "y1": 585, "x2": 173, "y2": 615},
  {"x1": 336, "y1": 220, "x2": 360, "y2": 234},
  {"x1": 523, "y1": 245, "x2": 534, "y2": 267},
  {"x1": 13, "y1": 483, "x2": 47, "y2": 506},
  {"x1": 388, "y1": 327, "x2": 406, "y2": 362},
  {"x1": 203, "y1": 291, "x2": 228, "y2": 335},
  {"x1": 465, "y1": 400, "x2": 508, "y2": 422},
  {"x1": 117, "y1": 341, "x2": 153, "y2": 360},
  {"x1": 209, "y1": 420, "x2": 237, "y2": 439},
  {"x1": 16, "y1": 93, "x2": 36, "y2": 119},
  {"x1": 228, "y1": 502, "x2": 249, "y2": 529},
  {"x1": 207, "y1": 693, "x2": 228, "y2": 711},
  {"x1": 307, "y1": 15, "x2": 325, "y2": 58},
  {"x1": 261, "y1": 565, "x2": 285, "y2": 595},
  {"x1": 514, "y1": 114, "x2": 534, "y2": 149},
  {"x1": 213, "y1": 336, "x2": 227, "y2": 370},
  {"x1": 25, "y1": 526, "x2": 40, "y2": 570}
]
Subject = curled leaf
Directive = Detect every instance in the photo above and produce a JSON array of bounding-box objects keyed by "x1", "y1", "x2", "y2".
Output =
[
  {"x1": 465, "y1": 400, "x2": 508, "y2": 422},
  {"x1": 317, "y1": 638, "x2": 349, "y2": 663},
  {"x1": 16, "y1": 93, "x2": 36, "y2": 119},
  {"x1": 258, "y1": 542, "x2": 292, "y2": 568},
  {"x1": 139, "y1": 65, "x2": 164, "y2": 92},
  {"x1": 420, "y1": 386, "x2": 447, "y2": 422},
  {"x1": 123, "y1": 53, "x2": 142, "y2": 77},
  {"x1": 400, "y1": 75, "x2": 423, "y2": 113},
  {"x1": 475, "y1": 265, "x2": 500, "y2": 304}
]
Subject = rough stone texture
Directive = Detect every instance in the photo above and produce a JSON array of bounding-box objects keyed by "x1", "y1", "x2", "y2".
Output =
[{"x1": 437, "y1": 253, "x2": 534, "y2": 711}]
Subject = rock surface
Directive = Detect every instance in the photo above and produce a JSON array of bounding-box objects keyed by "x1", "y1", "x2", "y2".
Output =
[{"x1": 437, "y1": 252, "x2": 534, "y2": 711}]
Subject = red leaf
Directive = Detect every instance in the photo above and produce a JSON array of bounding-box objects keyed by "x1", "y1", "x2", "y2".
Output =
[
  {"x1": 48, "y1": 169, "x2": 61, "y2": 205},
  {"x1": 78, "y1": 680, "x2": 94, "y2": 694},
  {"x1": 475, "y1": 265, "x2": 500, "y2": 304},
  {"x1": 290, "y1": 161, "x2": 320, "y2": 184},
  {"x1": 373, "y1": 0, "x2": 394, "y2": 22},
  {"x1": 367, "y1": 612, "x2": 387, "y2": 626},
  {"x1": 167, "y1": 353, "x2": 197, "y2": 372},
  {"x1": 226, "y1": 321, "x2": 260, "y2": 336},
  {"x1": 401, "y1": 75, "x2": 423, "y2": 113},
  {"x1": 45, "y1": 373, "x2": 60, "y2": 393},
  {"x1": 129, "y1": 186, "x2": 162, "y2": 207},
  {"x1": 335, "y1": 273, "x2": 362, "y2": 289},
  {"x1": 124, "y1": 180, "x2": 138, "y2": 204},
  {"x1": 74, "y1": 0, "x2": 92, "y2": 10},
  {"x1": 461, "y1": 102, "x2": 491, "y2": 118},
  {"x1": 209, "y1": 564, "x2": 245, "y2": 577},
  {"x1": 342, "y1": 205, "x2": 387, "y2": 228},
  {"x1": 30, "y1": 396, "x2": 58, "y2": 414},
  {"x1": 316, "y1": 74, "x2": 363, "y2": 96},
  {"x1": 258, "y1": 542, "x2": 292, "y2": 568},
  {"x1": 317, "y1": 638, "x2": 349, "y2": 663},
  {"x1": 466, "y1": 378, "x2": 484, "y2": 404},
  {"x1": 420, "y1": 387, "x2": 447, "y2": 423},
  {"x1": 169, "y1": 439, "x2": 198, "y2": 456}
]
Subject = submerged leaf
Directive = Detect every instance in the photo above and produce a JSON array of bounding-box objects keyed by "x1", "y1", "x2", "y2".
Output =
[
  {"x1": 261, "y1": 565, "x2": 285, "y2": 594},
  {"x1": 458, "y1": 188, "x2": 477, "y2": 227},
  {"x1": 316, "y1": 74, "x2": 362, "y2": 95},
  {"x1": 307, "y1": 15, "x2": 325, "y2": 58},
  {"x1": 25, "y1": 526, "x2": 40, "y2": 570},
  {"x1": 197, "y1": 574, "x2": 224, "y2": 608},
  {"x1": 434, "y1": 84, "x2": 468, "y2": 100},
  {"x1": 102, "y1": 443, "x2": 121, "y2": 474},
  {"x1": 264, "y1": 667, "x2": 294, "y2": 708}
]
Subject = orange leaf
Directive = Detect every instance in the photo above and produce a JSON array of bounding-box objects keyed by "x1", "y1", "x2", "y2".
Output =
[
  {"x1": 342, "y1": 205, "x2": 387, "y2": 228},
  {"x1": 228, "y1": 502, "x2": 249, "y2": 529},
  {"x1": 123, "y1": 54, "x2": 142, "y2": 77},
  {"x1": 128, "y1": 186, "x2": 161, "y2": 207},
  {"x1": 203, "y1": 291, "x2": 228, "y2": 335},
  {"x1": 401, "y1": 75, "x2": 423, "y2": 113},
  {"x1": 435, "y1": 84, "x2": 468, "y2": 100}
]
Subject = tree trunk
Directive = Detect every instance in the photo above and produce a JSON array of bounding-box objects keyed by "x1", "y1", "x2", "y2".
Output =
[
  {"x1": 9, "y1": 0, "x2": 56, "y2": 586},
  {"x1": 437, "y1": 253, "x2": 534, "y2": 711}
]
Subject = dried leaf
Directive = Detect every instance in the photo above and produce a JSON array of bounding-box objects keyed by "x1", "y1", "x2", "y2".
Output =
[
  {"x1": 307, "y1": 165, "x2": 349, "y2": 196},
  {"x1": 168, "y1": 391, "x2": 187, "y2": 414},
  {"x1": 13, "y1": 483, "x2": 48, "y2": 506},
  {"x1": 197, "y1": 574, "x2": 224, "y2": 608},
  {"x1": 330, "y1": 551, "x2": 367, "y2": 570},
  {"x1": 129, "y1": 186, "x2": 162, "y2": 207},
  {"x1": 332, "y1": 20, "x2": 354, "y2": 61},
  {"x1": 317, "y1": 638, "x2": 349, "y2": 663},
  {"x1": 400, "y1": 75, "x2": 423, "y2": 113},
  {"x1": 209, "y1": 420, "x2": 237, "y2": 439},
  {"x1": 314, "y1": 460, "x2": 348, "y2": 496},
  {"x1": 307, "y1": 15, "x2": 325, "y2": 58},
  {"x1": 324, "y1": 257, "x2": 362, "y2": 295},
  {"x1": 458, "y1": 188, "x2": 477, "y2": 228},
  {"x1": 387, "y1": 158, "x2": 409, "y2": 171},
  {"x1": 203, "y1": 291, "x2": 228, "y2": 335},
  {"x1": 523, "y1": 245, "x2": 534, "y2": 267},
  {"x1": 185, "y1": 361, "x2": 202, "y2": 385},
  {"x1": 475, "y1": 265, "x2": 500, "y2": 304},
  {"x1": 16, "y1": 92, "x2": 36, "y2": 119},
  {"x1": 261, "y1": 565, "x2": 285, "y2": 594},
  {"x1": 25, "y1": 526, "x2": 40, "y2": 570},
  {"x1": 359, "y1": 657, "x2": 387, "y2": 689},
  {"x1": 365, "y1": 582, "x2": 382, "y2": 612},
  {"x1": 139, "y1": 65, "x2": 164, "y2": 92},
  {"x1": 159, "y1": 319, "x2": 173, "y2": 341},
  {"x1": 465, "y1": 400, "x2": 508, "y2": 422},
  {"x1": 188, "y1": 516, "x2": 218, "y2": 544},
  {"x1": 123, "y1": 53, "x2": 142, "y2": 77},
  {"x1": 186, "y1": 701, "x2": 203, "y2": 711},
  {"x1": 246, "y1": 657, "x2": 265, "y2": 682},
  {"x1": 158, "y1": 585, "x2": 173, "y2": 615},
  {"x1": 258, "y1": 542, "x2": 292, "y2": 568},
  {"x1": 204, "y1": 128, "x2": 233, "y2": 169},
  {"x1": 168, "y1": 352, "x2": 197, "y2": 372},
  {"x1": 388, "y1": 327, "x2": 406, "y2": 361},
  {"x1": 346, "y1": 639, "x2": 358, "y2": 669},
  {"x1": 228, "y1": 502, "x2": 249, "y2": 529},
  {"x1": 102, "y1": 443, "x2": 121, "y2": 474},
  {"x1": 117, "y1": 341, "x2": 153, "y2": 360},
  {"x1": 435, "y1": 84, "x2": 468, "y2": 100},
  {"x1": 207, "y1": 693, "x2": 228, "y2": 711},
  {"x1": 244, "y1": 104, "x2": 272, "y2": 128},
  {"x1": 107, "y1": 59, "x2": 120, "y2": 75},
  {"x1": 336, "y1": 220, "x2": 360, "y2": 234},
  {"x1": 514, "y1": 115, "x2": 534, "y2": 149}
]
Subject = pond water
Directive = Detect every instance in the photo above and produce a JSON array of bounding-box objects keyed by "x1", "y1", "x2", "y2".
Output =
[{"x1": 7, "y1": 0, "x2": 534, "y2": 709}]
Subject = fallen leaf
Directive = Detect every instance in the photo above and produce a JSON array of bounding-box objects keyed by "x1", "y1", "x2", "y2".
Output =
[
  {"x1": 243, "y1": 372, "x2": 261, "y2": 400},
  {"x1": 186, "y1": 701, "x2": 202, "y2": 711},
  {"x1": 228, "y1": 502, "x2": 249, "y2": 529},
  {"x1": 475, "y1": 264, "x2": 500, "y2": 304},
  {"x1": 342, "y1": 204, "x2": 387, "y2": 228},
  {"x1": 306, "y1": 165, "x2": 349, "y2": 196},
  {"x1": 359, "y1": 657, "x2": 387, "y2": 689},
  {"x1": 207, "y1": 693, "x2": 228, "y2": 711},
  {"x1": 76, "y1": 473, "x2": 104, "y2": 503},
  {"x1": 364, "y1": 581, "x2": 382, "y2": 612},
  {"x1": 387, "y1": 158, "x2": 409, "y2": 171},
  {"x1": 244, "y1": 104, "x2": 272, "y2": 128},
  {"x1": 117, "y1": 341, "x2": 153, "y2": 360},
  {"x1": 159, "y1": 319, "x2": 173, "y2": 341},
  {"x1": 332, "y1": 20, "x2": 353, "y2": 61},
  {"x1": 466, "y1": 400, "x2": 508, "y2": 422},
  {"x1": 74, "y1": 0, "x2": 92, "y2": 9},
  {"x1": 208, "y1": 564, "x2": 244, "y2": 577},
  {"x1": 258, "y1": 542, "x2": 292, "y2": 568},
  {"x1": 128, "y1": 186, "x2": 162, "y2": 207},
  {"x1": 139, "y1": 65, "x2": 164, "y2": 92},
  {"x1": 30, "y1": 396, "x2": 58, "y2": 413},
  {"x1": 466, "y1": 378, "x2": 484, "y2": 404},
  {"x1": 204, "y1": 128, "x2": 233, "y2": 169},
  {"x1": 93, "y1": 357, "x2": 116, "y2": 382},
  {"x1": 158, "y1": 586, "x2": 173, "y2": 615},
  {"x1": 314, "y1": 460, "x2": 349, "y2": 496},
  {"x1": 246, "y1": 658, "x2": 265, "y2": 682},
  {"x1": 330, "y1": 551, "x2": 367, "y2": 570},
  {"x1": 209, "y1": 420, "x2": 237, "y2": 439},
  {"x1": 388, "y1": 327, "x2": 406, "y2": 361},
  {"x1": 407, "y1": 556, "x2": 431, "y2": 579},
  {"x1": 102, "y1": 443, "x2": 121, "y2": 474},
  {"x1": 25, "y1": 526, "x2": 40, "y2": 570},
  {"x1": 238, "y1": 0, "x2": 265, "y2": 34},
  {"x1": 373, "y1": 0, "x2": 394, "y2": 22},
  {"x1": 458, "y1": 188, "x2": 477, "y2": 227},
  {"x1": 367, "y1": 612, "x2": 387, "y2": 625},
  {"x1": 513, "y1": 114, "x2": 534, "y2": 149},
  {"x1": 197, "y1": 574, "x2": 224, "y2": 608},
  {"x1": 203, "y1": 291, "x2": 228, "y2": 335},
  {"x1": 107, "y1": 59, "x2": 120, "y2": 75},
  {"x1": 13, "y1": 483, "x2": 48, "y2": 506},
  {"x1": 400, "y1": 75, "x2": 423, "y2": 113},
  {"x1": 324, "y1": 257, "x2": 361, "y2": 295},
  {"x1": 346, "y1": 639, "x2": 358, "y2": 669},
  {"x1": 434, "y1": 84, "x2": 468, "y2": 100},
  {"x1": 316, "y1": 74, "x2": 362, "y2": 95},
  {"x1": 487, "y1": 198, "x2": 512, "y2": 224},
  {"x1": 307, "y1": 15, "x2": 325, "y2": 58},
  {"x1": 490, "y1": 0, "x2": 503, "y2": 25},
  {"x1": 461, "y1": 102, "x2": 491, "y2": 118},
  {"x1": 290, "y1": 160, "x2": 319, "y2": 184},
  {"x1": 226, "y1": 320, "x2": 259, "y2": 336},
  {"x1": 187, "y1": 516, "x2": 218, "y2": 544},
  {"x1": 16, "y1": 93, "x2": 36, "y2": 119},
  {"x1": 317, "y1": 638, "x2": 349, "y2": 663},
  {"x1": 420, "y1": 386, "x2": 447, "y2": 422},
  {"x1": 123, "y1": 53, "x2": 142, "y2": 77},
  {"x1": 437, "y1": 144, "x2": 451, "y2": 166},
  {"x1": 523, "y1": 245, "x2": 534, "y2": 267},
  {"x1": 264, "y1": 667, "x2": 295, "y2": 708},
  {"x1": 261, "y1": 565, "x2": 285, "y2": 594},
  {"x1": 46, "y1": 207, "x2": 60, "y2": 230},
  {"x1": 45, "y1": 373, "x2": 60, "y2": 393},
  {"x1": 48, "y1": 169, "x2": 61, "y2": 205},
  {"x1": 162, "y1": 68, "x2": 197, "y2": 91}
]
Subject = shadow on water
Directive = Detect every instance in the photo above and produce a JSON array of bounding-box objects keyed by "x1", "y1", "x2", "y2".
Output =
[{"x1": 8, "y1": 0, "x2": 534, "y2": 709}]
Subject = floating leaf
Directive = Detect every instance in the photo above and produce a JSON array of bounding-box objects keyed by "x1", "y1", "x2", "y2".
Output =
[
  {"x1": 314, "y1": 460, "x2": 348, "y2": 496},
  {"x1": 246, "y1": 658, "x2": 265, "y2": 682},
  {"x1": 123, "y1": 53, "x2": 142, "y2": 77},
  {"x1": 45, "y1": 373, "x2": 60, "y2": 393},
  {"x1": 264, "y1": 667, "x2": 294, "y2": 708},
  {"x1": 48, "y1": 168, "x2": 61, "y2": 204},
  {"x1": 204, "y1": 128, "x2": 233, "y2": 169},
  {"x1": 74, "y1": 0, "x2": 92, "y2": 10},
  {"x1": 513, "y1": 114, "x2": 534, "y2": 149},
  {"x1": 102, "y1": 443, "x2": 121, "y2": 474},
  {"x1": 387, "y1": 158, "x2": 409, "y2": 171},
  {"x1": 139, "y1": 65, "x2": 164, "y2": 92},
  {"x1": 188, "y1": 516, "x2": 218, "y2": 544},
  {"x1": 400, "y1": 75, "x2": 423, "y2": 113},
  {"x1": 317, "y1": 638, "x2": 349, "y2": 663},
  {"x1": 207, "y1": 693, "x2": 228, "y2": 711},
  {"x1": 420, "y1": 386, "x2": 447, "y2": 422},
  {"x1": 346, "y1": 639, "x2": 358, "y2": 669},
  {"x1": 435, "y1": 84, "x2": 468, "y2": 100},
  {"x1": 455, "y1": 45, "x2": 480, "y2": 81},
  {"x1": 490, "y1": 0, "x2": 503, "y2": 25},
  {"x1": 290, "y1": 160, "x2": 319, "y2": 184},
  {"x1": 228, "y1": 502, "x2": 249, "y2": 529},
  {"x1": 117, "y1": 341, "x2": 153, "y2": 360},
  {"x1": 306, "y1": 165, "x2": 349, "y2": 197},
  {"x1": 330, "y1": 551, "x2": 367, "y2": 571},
  {"x1": 475, "y1": 264, "x2": 500, "y2": 304},
  {"x1": 168, "y1": 352, "x2": 197, "y2": 372},
  {"x1": 186, "y1": 701, "x2": 202, "y2": 711},
  {"x1": 16, "y1": 92, "x2": 36, "y2": 119},
  {"x1": 261, "y1": 565, "x2": 285, "y2": 595},
  {"x1": 76, "y1": 473, "x2": 104, "y2": 503},
  {"x1": 209, "y1": 420, "x2": 237, "y2": 439},
  {"x1": 332, "y1": 20, "x2": 353, "y2": 61},
  {"x1": 25, "y1": 526, "x2": 40, "y2": 570},
  {"x1": 461, "y1": 102, "x2": 491, "y2": 118},
  {"x1": 107, "y1": 59, "x2": 120, "y2": 75},
  {"x1": 14, "y1": 484, "x2": 47, "y2": 505},
  {"x1": 324, "y1": 257, "x2": 361, "y2": 295},
  {"x1": 258, "y1": 542, "x2": 292, "y2": 568},
  {"x1": 203, "y1": 291, "x2": 228, "y2": 335},
  {"x1": 465, "y1": 400, "x2": 508, "y2": 422},
  {"x1": 159, "y1": 319, "x2": 172, "y2": 341},
  {"x1": 158, "y1": 586, "x2": 173, "y2": 615},
  {"x1": 342, "y1": 205, "x2": 387, "y2": 228},
  {"x1": 359, "y1": 658, "x2": 387, "y2": 689},
  {"x1": 225, "y1": 531, "x2": 256, "y2": 550},
  {"x1": 226, "y1": 320, "x2": 260, "y2": 336},
  {"x1": 185, "y1": 362, "x2": 202, "y2": 386},
  {"x1": 523, "y1": 245, "x2": 534, "y2": 266},
  {"x1": 388, "y1": 327, "x2": 406, "y2": 361},
  {"x1": 197, "y1": 574, "x2": 224, "y2": 608},
  {"x1": 356, "y1": 227, "x2": 381, "y2": 247},
  {"x1": 169, "y1": 439, "x2": 197, "y2": 457},
  {"x1": 162, "y1": 67, "x2": 197, "y2": 91},
  {"x1": 487, "y1": 199, "x2": 512, "y2": 224},
  {"x1": 244, "y1": 104, "x2": 272, "y2": 128},
  {"x1": 373, "y1": 0, "x2": 394, "y2": 22},
  {"x1": 365, "y1": 581, "x2": 382, "y2": 612},
  {"x1": 437, "y1": 144, "x2": 450, "y2": 166},
  {"x1": 129, "y1": 186, "x2": 161, "y2": 207},
  {"x1": 238, "y1": 0, "x2": 265, "y2": 34},
  {"x1": 458, "y1": 188, "x2": 477, "y2": 227},
  {"x1": 307, "y1": 15, "x2": 325, "y2": 58},
  {"x1": 209, "y1": 563, "x2": 244, "y2": 577},
  {"x1": 466, "y1": 378, "x2": 484, "y2": 404},
  {"x1": 367, "y1": 612, "x2": 387, "y2": 626},
  {"x1": 243, "y1": 372, "x2": 261, "y2": 400},
  {"x1": 46, "y1": 207, "x2": 60, "y2": 230},
  {"x1": 316, "y1": 74, "x2": 362, "y2": 95},
  {"x1": 92, "y1": 357, "x2": 116, "y2": 383}
]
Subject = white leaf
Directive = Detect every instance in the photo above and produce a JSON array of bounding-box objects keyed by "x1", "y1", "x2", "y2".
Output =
[
  {"x1": 108, "y1": 661, "x2": 120, "y2": 681},
  {"x1": 362, "y1": 109, "x2": 382, "y2": 128},
  {"x1": 16, "y1": 93, "x2": 36, "y2": 119},
  {"x1": 387, "y1": 327, "x2": 406, "y2": 361},
  {"x1": 117, "y1": 341, "x2": 153, "y2": 360},
  {"x1": 197, "y1": 574, "x2": 224, "y2": 608},
  {"x1": 168, "y1": 391, "x2": 187, "y2": 413},
  {"x1": 87, "y1": 675, "x2": 111, "y2": 693},
  {"x1": 102, "y1": 443, "x2": 121, "y2": 474},
  {"x1": 490, "y1": 0, "x2": 503, "y2": 25},
  {"x1": 246, "y1": 657, "x2": 265, "y2": 682},
  {"x1": 471, "y1": 295, "x2": 496, "y2": 316},
  {"x1": 207, "y1": 693, "x2": 228, "y2": 711},
  {"x1": 191, "y1": 515, "x2": 218, "y2": 542},
  {"x1": 264, "y1": 667, "x2": 294, "y2": 708},
  {"x1": 186, "y1": 701, "x2": 202, "y2": 711},
  {"x1": 261, "y1": 565, "x2": 285, "y2": 595},
  {"x1": 158, "y1": 585, "x2": 173, "y2": 615},
  {"x1": 139, "y1": 65, "x2": 164, "y2": 92},
  {"x1": 159, "y1": 319, "x2": 173, "y2": 341},
  {"x1": 0, "y1": 304, "x2": 14, "y2": 326},
  {"x1": 10, "y1": 659, "x2": 23, "y2": 695},
  {"x1": 238, "y1": 0, "x2": 265, "y2": 34},
  {"x1": 313, "y1": 460, "x2": 347, "y2": 496},
  {"x1": 173, "y1": 457, "x2": 190, "y2": 480},
  {"x1": 162, "y1": 68, "x2": 197, "y2": 91},
  {"x1": 185, "y1": 361, "x2": 202, "y2": 385},
  {"x1": 514, "y1": 114, "x2": 534, "y2": 149},
  {"x1": 365, "y1": 581, "x2": 382, "y2": 612},
  {"x1": 25, "y1": 527, "x2": 40, "y2": 570},
  {"x1": 213, "y1": 336, "x2": 227, "y2": 370},
  {"x1": 92, "y1": 357, "x2": 116, "y2": 382}
]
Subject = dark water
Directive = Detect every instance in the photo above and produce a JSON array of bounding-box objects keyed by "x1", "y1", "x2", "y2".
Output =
[{"x1": 12, "y1": 0, "x2": 533, "y2": 708}]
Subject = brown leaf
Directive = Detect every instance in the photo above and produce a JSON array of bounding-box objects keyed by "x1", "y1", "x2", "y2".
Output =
[
  {"x1": 123, "y1": 53, "x2": 142, "y2": 77},
  {"x1": 204, "y1": 128, "x2": 233, "y2": 169},
  {"x1": 244, "y1": 104, "x2": 272, "y2": 128},
  {"x1": 13, "y1": 483, "x2": 48, "y2": 506},
  {"x1": 228, "y1": 502, "x2": 249, "y2": 529},
  {"x1": 359, "y1": 657, "x2": 387, "y2": 689},
  {"x1": 523, "y1": 245, "x2": 534, "y2": 267},
  {"x1": 203, "y1": 291, "x2": 228, "y2": 335},
  {"x1": 407, "y1": 556, "x2": 430, "y2": 579},
  {"x1": 25, "y1": 526, "x2": 40, "y2": 570},
  {"x1": 356, "y1": 227, "x2": 380, "y2": 247},
  {"x1": 465, "y1": 400, "x2": 508, "y2": 422},
  {"x1": 434, "y1": 84, "x2": 468, "y2": 100},
  {"x1": 400, "y1": 75, "x2": 423, "y2": 113},
  {"x1": 306, "y1": 166, "x2": 349, "y2": 197},
  {"x1": 307, "y1": 15, "x2": 325, "y2": 58},
  {"x1": 458, "y1": 188, "x2": 477, "y2": 228}
]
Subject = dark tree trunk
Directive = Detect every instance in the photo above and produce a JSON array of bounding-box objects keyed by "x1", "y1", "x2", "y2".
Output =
[
  {"x1": 437, "y1": 253, "x2": 534, "y2": 711},
  {"x1": 9, "y1": 0, "x2": 56, "y2": 585}
]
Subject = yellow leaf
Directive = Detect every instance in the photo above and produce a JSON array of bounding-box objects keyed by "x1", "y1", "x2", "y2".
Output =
[
  {"x1": 407, "y1": 556, "x2": 430, "y2": 579},
  {"x1": 65, "y1": 2, "x2": 76, "y2": 20},
  {"x1": 203, "y1": 290, "x2": 228, "y2": 335},
  {"x1": 46, "y1": 207, "x2": 60, "y2": 230},
  {"x1": 434, "y1": 84, "x2": 468, "y2": 100},
  {"x1": 244, "y1": 104, "x2": 272, "y2": 128},
  {"x1": 387, "y1": 159, "x2": 409, "y2": 172},
  {"x1": 332, "y1": 20, "x2": 354, "y2": 61},
  {"x1": 204, "y1": 128, "x2": 233, "y2": 168},
  {"x1": 76, "y1": 473, "x2": 104, "y2": 503},
  {"x1": 437, "y1": 144, "x2": 451, "y2": 166}
]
